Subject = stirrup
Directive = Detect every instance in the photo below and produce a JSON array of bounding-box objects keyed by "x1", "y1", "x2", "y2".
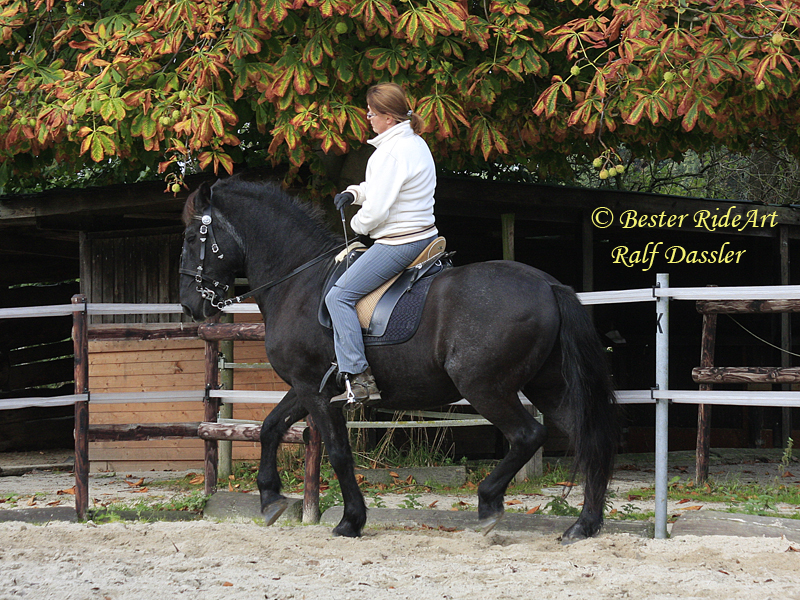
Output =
[{"x1": 330, "y1": 375, "x2": 359, "y2": 408}]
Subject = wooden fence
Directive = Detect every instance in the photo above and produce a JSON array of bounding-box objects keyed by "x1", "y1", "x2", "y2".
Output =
[
  {"x1": 69, "y1": 295, "x2": 313, "y2": 521},
  {"x1": 692, "y1": 297, "x2": 800, "y2": 483}
]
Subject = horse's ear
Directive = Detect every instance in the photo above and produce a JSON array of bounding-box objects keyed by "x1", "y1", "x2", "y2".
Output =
[{"x1": 195, "y1": 181, "x2": 212, "y2": 211}]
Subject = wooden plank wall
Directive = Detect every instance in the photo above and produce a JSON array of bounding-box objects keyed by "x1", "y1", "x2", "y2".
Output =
[
  {"x1": 81, "y1": 229, "x2": 185, "y2": 324},
  {"x1": 88, "y1": 321, "x2": 290, "y2": 472}
]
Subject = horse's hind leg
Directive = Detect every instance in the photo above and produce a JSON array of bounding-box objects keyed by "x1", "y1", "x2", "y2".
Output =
[
  {"x1": 471, "y1": 396, "x2": 547, "y2": 533},
  {"x1": 257, "y1": 389, "x2": 308, "y2": 524},
  {"x1": 525, "y1": 382, "x2": 613, "y2": 544}
]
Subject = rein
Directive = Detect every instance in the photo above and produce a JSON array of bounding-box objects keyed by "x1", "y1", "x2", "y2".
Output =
[
  {"x1": 180, "y1": 203, "x2": 344, "y2": 309},
  {"x1": 224, "y1": 243, "x2": 345, "y2": 307}
]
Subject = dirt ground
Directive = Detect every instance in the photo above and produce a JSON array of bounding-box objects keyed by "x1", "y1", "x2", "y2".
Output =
[{"x1": 1, "y1": 449, "x2": 799, "y2": 600}]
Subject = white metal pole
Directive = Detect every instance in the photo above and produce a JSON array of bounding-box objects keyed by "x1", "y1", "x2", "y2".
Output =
[{"x1": 654, "y1": 273, "x2": 669, "y2": 539}]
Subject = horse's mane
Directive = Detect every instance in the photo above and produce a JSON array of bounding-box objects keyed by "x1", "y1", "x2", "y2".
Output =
[{"x1": 183, "y1": 177, "x2": 337, "y2": 247}]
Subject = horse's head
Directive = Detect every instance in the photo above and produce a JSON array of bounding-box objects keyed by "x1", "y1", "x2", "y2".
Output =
[{"x1": 179, "y1": 180, "x2": 245, "y2": 321}]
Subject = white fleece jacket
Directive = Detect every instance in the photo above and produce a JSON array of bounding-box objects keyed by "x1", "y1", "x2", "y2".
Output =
[{"x1": 344, "y1": 121, "x2": 437, "y2": 245}]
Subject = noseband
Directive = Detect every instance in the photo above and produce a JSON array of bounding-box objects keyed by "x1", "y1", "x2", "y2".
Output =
[{"x1": 179, "y1": 205, "x2": 231, "y2": 310}]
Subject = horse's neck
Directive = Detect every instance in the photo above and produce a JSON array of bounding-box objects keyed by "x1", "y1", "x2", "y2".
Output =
[{"x1": 239, "y1": 210, "x2": 336, "y2": 299}]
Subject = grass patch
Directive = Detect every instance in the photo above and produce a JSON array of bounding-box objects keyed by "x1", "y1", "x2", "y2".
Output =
[
  {"x1": 89, "y1": 490, "x2": 209, "y2": 523},
  {"x1": 621, "y1": 475, "x2": 800, "y2": 520}
]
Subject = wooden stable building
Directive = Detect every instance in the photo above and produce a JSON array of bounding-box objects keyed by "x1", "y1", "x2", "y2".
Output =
[{"x1": 2, "y1": 172, "x2": 800, "y2": 470}]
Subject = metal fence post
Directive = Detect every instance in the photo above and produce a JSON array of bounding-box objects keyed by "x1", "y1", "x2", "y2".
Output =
[{"x1": 654, "y1": 273, "x2": 670, "y2": 539}]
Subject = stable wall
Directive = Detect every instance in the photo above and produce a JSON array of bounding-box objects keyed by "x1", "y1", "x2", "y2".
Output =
[{"x1": 87, "y1": 335, "x2": 290, "y2": 472}]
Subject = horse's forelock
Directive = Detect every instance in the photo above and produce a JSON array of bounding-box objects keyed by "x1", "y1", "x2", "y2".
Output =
[{"x1": 182, "y1": 189, "x2": 199, "y2": 226}]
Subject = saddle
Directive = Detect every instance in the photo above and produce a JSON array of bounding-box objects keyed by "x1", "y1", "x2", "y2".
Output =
[{"x1": 318, "y1": 237, "x2": 450, "y2": 345}]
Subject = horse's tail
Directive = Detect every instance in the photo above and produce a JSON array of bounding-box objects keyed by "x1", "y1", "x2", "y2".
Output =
[{"x1": 550, "y1": 283, "x2": 619, "y2": 510}]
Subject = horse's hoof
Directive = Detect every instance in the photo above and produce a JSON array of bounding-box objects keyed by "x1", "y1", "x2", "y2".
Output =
[
  {"x1": 332, "y1": 521, "x2": 362, "y2": 538},
  {"x1": 560, "y1": 521, "x2": 600, "y2": 545},
  {"x1": 560, "y1": 533, "x2": 585, "y2": 546},
  {"x1": 261, "y1": 498, "x2": 290, "y2": 526},
  {"x1": 477, "y1": 512, "x2": 504, "y2": 536}
]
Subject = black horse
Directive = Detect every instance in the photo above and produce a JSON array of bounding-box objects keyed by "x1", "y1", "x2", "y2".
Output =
[{"x1": 179, "y1": 177, "x2": 619, "y2": 542}]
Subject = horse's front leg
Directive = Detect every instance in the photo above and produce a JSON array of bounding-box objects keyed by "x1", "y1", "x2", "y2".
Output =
[
  {"x1": 304, "y1": 395, "x2": 366, "y2": 538},
  {"x1": 257, "y1": 389, "x2": 308, "y2": 524}
]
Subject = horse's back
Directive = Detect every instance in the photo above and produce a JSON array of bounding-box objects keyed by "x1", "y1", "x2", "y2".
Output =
[
  {"x1": 429, "y1": 260, "x2": 561, "y2": 321},
  {"x1": 422, "y1": 260, "x2": 561, "y2": 364}
]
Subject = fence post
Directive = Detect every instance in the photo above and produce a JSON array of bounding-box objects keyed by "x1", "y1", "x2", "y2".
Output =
[
  {"x1": 695, "y1": 290, "x2": 717, "y2": 485},
  {"x1": 303, "y1": 414, "x2": 322, "y2": 523},
  {"x1": 654, "y1": 273, "x2": 669, "y2": 540},
  {"x1": 204, "y1": 330, "x2": 220, "y2": 496},
  {"x1": 780, "y1": 224, "x2": 792, "y2": 449},
  {"x1": 218, "y1": 338, "x2": 234, "y2": 479},
  {"x1": 502, "y1": 213, "x2": 543, "y2": 480},
  {"x1": 71, "y1": 294, "x2": 89, "y2": 520}
]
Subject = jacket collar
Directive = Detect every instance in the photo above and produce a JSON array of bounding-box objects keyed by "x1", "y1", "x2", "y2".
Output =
[{"x1": 368, "y1": 120, "x2": 412, "y2": 148}]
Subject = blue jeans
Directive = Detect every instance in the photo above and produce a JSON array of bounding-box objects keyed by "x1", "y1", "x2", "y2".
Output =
[{"x1": 325, "y1": 236, "x2": 437, "y2": 374}]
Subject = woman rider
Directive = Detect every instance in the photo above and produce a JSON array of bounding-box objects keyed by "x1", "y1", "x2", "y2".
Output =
[{"x1": 326, "y1": 83, "x2": 438, "y2": 406}]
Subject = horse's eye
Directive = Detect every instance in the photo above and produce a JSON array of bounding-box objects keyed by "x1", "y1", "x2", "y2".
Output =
[{"x1": 185, "y1": 233, "x2": 196, "y2": 244}]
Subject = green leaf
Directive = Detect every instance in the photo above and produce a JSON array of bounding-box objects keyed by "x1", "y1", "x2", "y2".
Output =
[
  {"x1": 333, "y1": 56, "x2": 354, "y2": 84},
  {"x1": 625, "y1": 96, "x2": 648, "y2": 126},
  {"x1": 365, "y1": 45, "x2": 408, "y2": 76}
]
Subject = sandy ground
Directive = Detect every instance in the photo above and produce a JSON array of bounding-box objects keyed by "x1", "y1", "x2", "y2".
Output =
[
  {"x1": 1, "y1": 450, "x2": 800, "y2": 600},
  {"x1": 1, "y1": 517, "x2": 800, "y2": 599}
]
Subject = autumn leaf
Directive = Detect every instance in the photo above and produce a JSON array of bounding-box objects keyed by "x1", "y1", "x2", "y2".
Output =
[
  {"x1": 57, "y1": 486, "x2": 76, "y2": 495},
  {"x1": 189, "y1": 474, "x2": 205, "y2": 485}
]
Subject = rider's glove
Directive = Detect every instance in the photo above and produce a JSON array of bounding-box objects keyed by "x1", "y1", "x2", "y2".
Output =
[{"x1": 334, "y1": 191, "x2": 355, "y2": 211}]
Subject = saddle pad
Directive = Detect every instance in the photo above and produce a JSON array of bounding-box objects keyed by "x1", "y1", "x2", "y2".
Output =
[
  {"x1": 362, "y1": 271, "x2": 437, "y2": 346},
  {"x1": 317, "y1": 249, "x2": 449, "y2": 346},
  {"x1": 356, "y1": 236, "x2": 445, "y2": 329}
]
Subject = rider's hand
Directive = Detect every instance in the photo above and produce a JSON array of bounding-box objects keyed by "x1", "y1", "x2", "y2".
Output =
[{"x1": 334, "y1": 191, "x2": 355, "y2": 211}]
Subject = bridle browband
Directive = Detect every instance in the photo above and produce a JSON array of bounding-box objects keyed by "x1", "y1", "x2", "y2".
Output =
[{"x1": 180, "y1": 202, "x2": 344, "y2": 310}]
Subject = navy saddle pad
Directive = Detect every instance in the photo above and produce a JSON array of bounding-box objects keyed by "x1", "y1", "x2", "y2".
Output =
[{"x1": 318, "y1": 249, "x2": 450, "y2": 347}]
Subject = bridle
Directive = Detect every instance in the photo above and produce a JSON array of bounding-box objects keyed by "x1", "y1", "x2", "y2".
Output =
[
  {"x1": 180, "y1": 203, "x2": 346, "y2": 310},
  {"x1": 179, "y1": 204, "x2": 233, "y2": 310}
]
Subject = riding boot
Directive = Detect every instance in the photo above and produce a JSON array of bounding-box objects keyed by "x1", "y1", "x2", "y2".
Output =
[{"x1": 330, "y1": 367, "x2": 380, "y2": 407}]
